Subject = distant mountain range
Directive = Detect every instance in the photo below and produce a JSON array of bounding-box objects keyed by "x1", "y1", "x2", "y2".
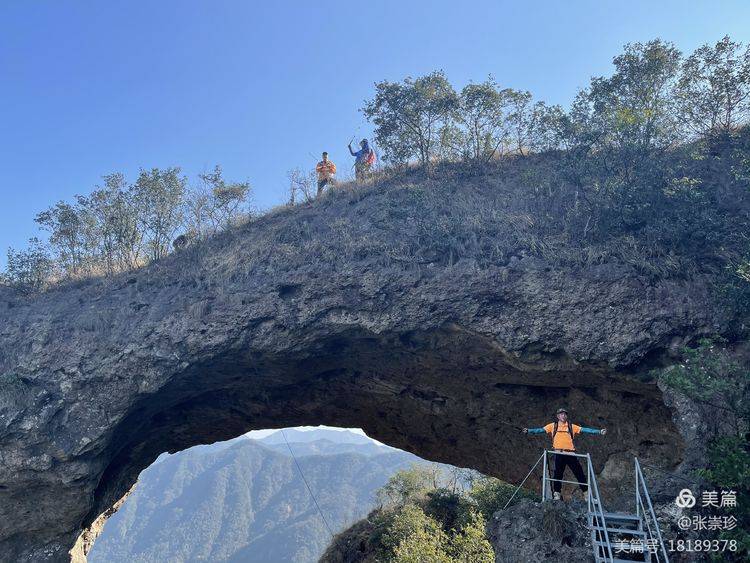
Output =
[
  {"x1": 89, "y1": 429, "x2": 418, "y2": 563},
  {"x1": 259, "y1": 429, "x2": 391, "y2": 458},
  {"x1": 259, "y1": 428, "x2": 378, "y2": 446}
]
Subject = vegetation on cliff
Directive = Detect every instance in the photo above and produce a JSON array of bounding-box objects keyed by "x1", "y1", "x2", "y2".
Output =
[
  {"x1": 320, "y1": 464, "x2": 535, "y2": 562},
  {"x1": 658, "y1": 339, "x2": 750, "y2": 560},
  {"x1": 3, "y1": 36, "x2": 749, "y2": 308}
]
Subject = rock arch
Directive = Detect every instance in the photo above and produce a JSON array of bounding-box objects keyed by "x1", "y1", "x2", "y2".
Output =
[{"x1": 0, "y1": 179, "x2": 730, "y2": 561}]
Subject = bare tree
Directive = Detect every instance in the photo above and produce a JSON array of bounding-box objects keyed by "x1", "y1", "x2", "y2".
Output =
[
  {"x1": 286, "y1": 168, "x2": 316, "y2": 204},
  {"x1": 4, "y1": 238, "x2": 55, "y2": 293},
  {"x1": 197, "y1": 165, "x2": 252, "y2": 231}
]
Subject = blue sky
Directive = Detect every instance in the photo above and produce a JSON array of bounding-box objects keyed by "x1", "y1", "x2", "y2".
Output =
[{"x1": 2, "y1": 0, "x2": 749, "y2": 262}]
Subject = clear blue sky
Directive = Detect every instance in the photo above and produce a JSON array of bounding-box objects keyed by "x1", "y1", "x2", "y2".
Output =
[{"x1": 2, "y1": 0, "x2": 749, "y2": 261}]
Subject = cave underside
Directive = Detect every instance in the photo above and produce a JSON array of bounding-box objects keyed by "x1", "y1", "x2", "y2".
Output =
[{"x1": 68, "y1": 325, "x2": 681, "y2": 560}]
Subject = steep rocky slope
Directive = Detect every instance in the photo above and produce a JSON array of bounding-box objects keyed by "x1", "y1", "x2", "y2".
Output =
[{"x1": 0, "y1": 162, "x2": 743, "y2": 561}]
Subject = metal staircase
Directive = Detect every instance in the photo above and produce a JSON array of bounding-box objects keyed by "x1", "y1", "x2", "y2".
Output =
[{"x1": 541, "y1": 450, "x2": 669, "y2": 563}]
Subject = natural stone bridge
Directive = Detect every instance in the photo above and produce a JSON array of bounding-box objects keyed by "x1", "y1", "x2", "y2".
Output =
[{"x1": 0, "y1": 176, "x2": 732, "y2": 561}]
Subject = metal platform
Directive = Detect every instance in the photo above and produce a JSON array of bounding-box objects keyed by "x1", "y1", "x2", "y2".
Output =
[{"x1": 539, "y1": 450, "x2": 669, "y2": 563}]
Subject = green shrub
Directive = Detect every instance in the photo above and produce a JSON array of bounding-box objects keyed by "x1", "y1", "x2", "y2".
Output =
[
  {"x1": 377, "y1": 464, "x2": 441, "y2": 507},
  {"x1": 469, "y1": 476, "x2": 538, "y2": 520},
  {"x1": 423, "y1": 488, "x2": 475, "y2": 533},
  {"x1": 658, "y1": 338, "x2": 749, "y2": 433},
  {"x1": 659, "y1": 340, "x2": 750, "y2": 561},
  {"x1": 382, "y1": 504, "x2": 449, "y2": 560},
  {"x1": 700, "y1": 437, "x2": 750, "y2": 561},
  {"x1": 447, "y1": 511, "x2": 494, "y2": 563}
]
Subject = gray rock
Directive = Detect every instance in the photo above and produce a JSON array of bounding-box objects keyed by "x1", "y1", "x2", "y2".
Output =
[
  {"x1": 488, "y1": 499, "x2": 591, "y2": 562},
  {"x1": 0, "y1": 174, "x2": 740, "y2": 561}
]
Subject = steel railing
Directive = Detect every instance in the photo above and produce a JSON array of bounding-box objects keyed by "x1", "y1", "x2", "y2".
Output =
[
  {"x1": 635, "y1": 458, "x2": 669, "y2": 562},
  {"x1": 542, "y1": 450, "x2": 614, "y2": 562},
  {"x1": 586, "y1": 453, "x2": 614, "y2": 562}
]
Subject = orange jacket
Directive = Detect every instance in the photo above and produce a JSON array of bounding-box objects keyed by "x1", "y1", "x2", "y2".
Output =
[
  {"x1": 316, "y1": 160, "x2": 336, "y2": 180},
  {"x1": 543, "y1": 422, "x2": 582, "y2": 450},
  {"x1": 528, "y1": 422, "x2": 602, "y2": 450}
]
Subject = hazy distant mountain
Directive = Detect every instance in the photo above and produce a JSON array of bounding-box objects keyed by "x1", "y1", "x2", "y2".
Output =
[
  {"x1": 258, "y1": 428, "x2": 376, "y2": 446},
  {"x1": 262, "y1": 438, "x2": 390, "y2": 458},
  {"x1": 89, "y1": 436, "x2": 418, "y2": 563}
]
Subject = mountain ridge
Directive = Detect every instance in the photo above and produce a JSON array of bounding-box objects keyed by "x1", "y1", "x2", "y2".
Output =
[{"x1": 90, "y1": 438, "x2": 420, "y2": 563}]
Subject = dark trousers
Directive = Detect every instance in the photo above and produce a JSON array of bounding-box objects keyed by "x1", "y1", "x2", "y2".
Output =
[
  {"x1": 317, "y1": 178, "x2": 329, "y2": 195},
  {"x1": 552, "y1": 453, "x2": 588, "y2": 493}
]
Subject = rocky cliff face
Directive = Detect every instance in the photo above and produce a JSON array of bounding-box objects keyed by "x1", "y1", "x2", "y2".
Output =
[
  {"x1": 0, "y1": 167, "x2": 739, "y2": 561},
  {"x1": 487, "y1": 499, "x2": 592, "y2": 562}
]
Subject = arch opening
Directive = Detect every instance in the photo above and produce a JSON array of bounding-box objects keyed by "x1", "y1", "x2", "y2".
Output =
[{"x1": 72, "y1": 324, "x2": 683, "y2": 561}]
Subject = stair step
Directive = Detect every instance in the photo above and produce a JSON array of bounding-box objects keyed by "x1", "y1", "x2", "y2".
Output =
[
  {"x1": 588, "y1": 517, "x2": 642, "y2": 529},
  {"x1": 595, "y1": 552, "x2": 650, "y2": 562},
  {"x1": 592, "y1": 526, "x2": 646, "y2": 535},
  {"x1": 593, "y1": 548, "x2": 651, "y2": 561},
  {"x1": 601, "y1": 512, "x2": 641, "y2": 521}
]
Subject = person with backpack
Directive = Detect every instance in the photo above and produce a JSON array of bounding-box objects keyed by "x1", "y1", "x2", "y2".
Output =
[
  {"x1": 348, "y1": 138, "x2": 376, "y2": 182},
  {"x1": 522, "y1": 408, "x2": 607, "y2": 500},
  {"x1": 315, "y1": 151, "x2": 336, "y2": 196}
]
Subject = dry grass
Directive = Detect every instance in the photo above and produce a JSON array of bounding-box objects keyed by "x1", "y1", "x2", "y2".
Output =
[
  {"x1": 5, "y1": 149, "x2": 743, "y2": 302},
  {"x1": 541, "y1": 503, "x2": 568, "y2": 538}
]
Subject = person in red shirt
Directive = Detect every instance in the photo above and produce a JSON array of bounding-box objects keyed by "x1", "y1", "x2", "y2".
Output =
[
  {"x1": 523, "y1": 408, "x2": 607, "y2": 500},
  {"x1": 315, "y1": 152, "x2": 337, "y2": 195}
]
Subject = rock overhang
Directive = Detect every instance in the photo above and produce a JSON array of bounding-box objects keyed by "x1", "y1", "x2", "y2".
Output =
[{"x1": 0, "y1": 176, "x2": 735, "y2": 561}]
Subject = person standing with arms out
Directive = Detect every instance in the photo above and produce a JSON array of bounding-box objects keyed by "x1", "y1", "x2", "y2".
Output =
[
  {"x1": 348, "y1": 138, "x2": 375, "y2": 182},
  {"x1": 315, "y1": 152, "x2": 336, "y2": 196},
  {"x1": 522, "y1": 408, "x2": 607, "y2": 500}
]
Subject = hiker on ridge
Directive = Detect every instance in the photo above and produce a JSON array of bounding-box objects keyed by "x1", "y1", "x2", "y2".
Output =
[
  {"x1": 522, "y1": 407, "x2": 607, "y2": 500},
  {"x1": 348, "y1": 138, "x2": 375, "y2": 182},
  {"x1": 315, "y1": 152, "x2": 336, "y2": 196}
]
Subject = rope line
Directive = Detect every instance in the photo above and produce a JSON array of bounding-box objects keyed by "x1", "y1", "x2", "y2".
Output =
[
  {"x1": 638, "y1": 460, "x2": 699, "y2": 485},
  {"x1": 281, "y1": 429, "x2": 335, "y2": 538},
  {"x1": 502, "y1": 451, "x2": 545, "y2": 510}
]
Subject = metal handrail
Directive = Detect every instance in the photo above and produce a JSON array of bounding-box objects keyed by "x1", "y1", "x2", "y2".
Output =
[
  {"x1": 541, "y1": 450, "x2": 614, "y2": 562},
  {"x1": 637, "y1": 493, "x2": 658, "y2": 556},
  {"x1": 541, "y1": 449, "x2": 591, "y2": 501},
  {"x1": 587, "y1": 453, "x2": 614, "y2": 562},
  {"x1": 546, "y1": 449, "x2": 590, "y2": 458},
  {"x1": 635, "y1": 458, "x2": 669, "y2": 562},
  {"x1": 538, "y1": 451, "x2": 669, "y2": 563}
]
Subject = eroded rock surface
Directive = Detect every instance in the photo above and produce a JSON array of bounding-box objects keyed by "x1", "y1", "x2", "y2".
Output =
[
  {"x1": 488, "y1": 499, "x2": 591, "y2": 562},
  {"x1": 0, "y1": 172, "x2": 737, "y2": 561}
]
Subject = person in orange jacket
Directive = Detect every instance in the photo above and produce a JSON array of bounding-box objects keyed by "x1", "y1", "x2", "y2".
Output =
[
  {"x1": 315, "y1": 152, "x2": 336, "y2": 195},
  {"x1": 523, "y1": 407, "x2": 607, "y2": 500}
]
